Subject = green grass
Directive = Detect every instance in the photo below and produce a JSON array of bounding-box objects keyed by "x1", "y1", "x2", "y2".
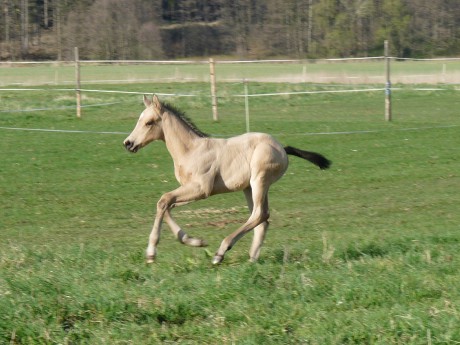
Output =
[{"x1": 1, "y1": 82, "x2": 460, "y2": 344}]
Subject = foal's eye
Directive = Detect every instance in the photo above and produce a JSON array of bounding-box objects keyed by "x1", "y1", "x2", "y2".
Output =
[{"x1": 146, "y1": 120, "x2": 155, "y2": 126}]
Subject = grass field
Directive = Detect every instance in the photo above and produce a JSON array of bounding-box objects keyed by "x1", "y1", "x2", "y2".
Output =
[{"x1": 1, "y1": 80, "x2": 460, "y2": 344}]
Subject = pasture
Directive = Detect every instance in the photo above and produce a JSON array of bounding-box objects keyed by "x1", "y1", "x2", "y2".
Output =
[
  {"x1": 1, "y1": 79, "x2": 460, "y2": 344},
  {"x1": 1, "y1": 58, "x2": 460, "y2": 85}
]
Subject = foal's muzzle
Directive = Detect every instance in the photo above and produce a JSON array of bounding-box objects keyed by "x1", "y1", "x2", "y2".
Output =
[{"x1": 123, "y1": 139, "x2": 139, "y2": 153}]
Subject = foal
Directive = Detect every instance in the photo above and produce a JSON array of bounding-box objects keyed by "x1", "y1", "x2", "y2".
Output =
[{"x1": 124, "y1": 95, "x2": 330, "y2": 264}]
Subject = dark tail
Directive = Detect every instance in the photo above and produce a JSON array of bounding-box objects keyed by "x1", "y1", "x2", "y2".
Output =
[{"x1": 284, "y1": 146, "x2": 331, "y2": 170}]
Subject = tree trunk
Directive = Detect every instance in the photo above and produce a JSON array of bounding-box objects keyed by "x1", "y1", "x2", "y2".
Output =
[
  {"x1": 307, "y1": 0, "x2": 313, "y2": 54},
  {"x1": 3, "y1": 0, "x2": 10, "y2": 43},
  {"x1": 55, "y1": 0, "x2": 62, "y2": 60},
  {"x1": 44, "y1": 0, "x2": 48, "y2": 28},
  {"x1": 21, "y1": 0, "x2": 29, "y2": 58}
]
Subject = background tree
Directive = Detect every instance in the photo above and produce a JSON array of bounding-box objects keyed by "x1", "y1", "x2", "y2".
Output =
[{"x1": 0, "y1": 0, "x2": 459, "y2": 60}]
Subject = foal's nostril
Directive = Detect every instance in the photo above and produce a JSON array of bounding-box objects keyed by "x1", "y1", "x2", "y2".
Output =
[{"x1": 124, "y1": 139, "x2": 139, "y2": 152}]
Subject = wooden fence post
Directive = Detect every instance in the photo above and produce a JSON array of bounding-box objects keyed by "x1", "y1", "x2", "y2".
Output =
[
  {"x1": 209, "y1": 58, "x2": 218, "y2": 121},
  {"x1": 384, "y1": 40, "x2": 392, "y2": 122},
  {"x1": 75, "y1": 47, "x2": 81, "y2": 118}
]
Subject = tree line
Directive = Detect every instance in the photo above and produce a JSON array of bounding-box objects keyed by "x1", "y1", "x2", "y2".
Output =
[{"x1": 1, "y1": 0, "x2": 459, "y2": 61}]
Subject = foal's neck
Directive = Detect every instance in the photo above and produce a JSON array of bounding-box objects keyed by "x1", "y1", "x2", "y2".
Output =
[{"x1": 162, "y1": 112, "x2": 203, "y2": 160}]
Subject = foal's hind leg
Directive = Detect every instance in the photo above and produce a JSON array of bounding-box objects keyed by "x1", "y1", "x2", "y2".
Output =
[
  {"x1": 164, "y1": 210, "x2": 207, "y2": 247},
  {"x1": 212, "y1": 180, "x2": 270, "y2": 264},
  {"x1": 244, "y1": 188, "x2": 269, "y2": 262}
]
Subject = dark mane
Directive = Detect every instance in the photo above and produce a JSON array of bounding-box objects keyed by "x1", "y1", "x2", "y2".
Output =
[{"x1": 162, "y1": 102, "x2": 209, "y2": 138}]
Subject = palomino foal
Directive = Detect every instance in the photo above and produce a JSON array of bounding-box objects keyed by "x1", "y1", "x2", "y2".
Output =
[{"x1": 124, "y1": 95, "x2": 330, "y2": 264}]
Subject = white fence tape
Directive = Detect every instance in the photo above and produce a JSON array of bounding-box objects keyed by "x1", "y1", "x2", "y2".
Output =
[
  {"x1": 78, "y1": 89, "x2": 199, "y2": 97},
  {"x1": 3, "y1": 56, "x2": 459, "y2": 67},
  {"x1": 235, "y1": 88, "x2": 385, "y2": 97},
  {"x1": 394, "y1": 57, "x2": 460, "y2": 62},
  {"x1": 3, "y1": 56, "x2": 460, "y2": 66},
  {"x1": 0, "y1": 126, "x2": 129, "y2": 135},
  {"x1": 0, "y1": 101, "x2": 122, "y2": 113},
  {"x1": 0, "y1": 125, "x2": 457, "y2": 137},
  {"x1": 0, "y1": 88, "x2": 200, "y2": 97}
]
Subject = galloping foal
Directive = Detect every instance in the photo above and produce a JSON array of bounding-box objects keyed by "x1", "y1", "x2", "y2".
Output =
[{"x1": 124, "y1": 95, "x2": 331, "y2": 264}]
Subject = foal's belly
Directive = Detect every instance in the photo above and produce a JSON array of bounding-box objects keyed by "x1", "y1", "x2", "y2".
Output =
[{"x1": 212, "y1": 169, "x2": 251, "y2": 194}]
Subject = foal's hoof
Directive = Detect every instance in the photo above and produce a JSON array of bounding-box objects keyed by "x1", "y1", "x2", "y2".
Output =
[
  {"x1": 212, "y1": 255, "x2": 223, "y2": 265},
  {"x1": 146, "y1": 255, "x2": 155, "y2": 264},
  {"x1": 188, "y1": 238, "x2": 208, "y2": 247}
]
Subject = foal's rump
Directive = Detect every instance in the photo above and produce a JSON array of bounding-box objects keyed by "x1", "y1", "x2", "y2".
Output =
[
  {"x1": 214, "y1": 133, "x2": 288, "y2": 192},
  {"x1": 249, "y1": 134, "x2": 289, "y2": 182}
]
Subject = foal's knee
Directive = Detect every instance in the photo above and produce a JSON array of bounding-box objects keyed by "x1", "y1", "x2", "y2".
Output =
[
  {"x1": 157, "y1": 193, "x2": 174, "y2": 213},
  {"x1": 263, "y1": 209, "x2": 270, "y2": 222},
  {"x1": 258, "y1": 209, "x2": 270, "y2": 223},
  {"x1": 250, "y1": 210, "x2": 269, "y2": 229}
]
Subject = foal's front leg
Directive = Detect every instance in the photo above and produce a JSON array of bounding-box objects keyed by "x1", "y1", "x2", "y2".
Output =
[
  {"x1": 146, "y1": 183, "x2": 208, "y2": 263},
  {"x1": 146, "y1": 208, "x2": 165, "y2": 263}
]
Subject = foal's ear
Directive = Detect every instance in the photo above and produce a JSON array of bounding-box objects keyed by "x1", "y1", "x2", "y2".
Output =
[
  {"x1": 143, "y1": 94, "x2": 152, "y2": 108},
  {"x1": 152, "y1": 95, "x2": 162, "y2": 111}
]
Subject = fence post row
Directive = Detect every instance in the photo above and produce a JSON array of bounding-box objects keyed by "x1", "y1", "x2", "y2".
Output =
[{"x1": 72, "y1": 40, "x2": 395, "y2": 121}]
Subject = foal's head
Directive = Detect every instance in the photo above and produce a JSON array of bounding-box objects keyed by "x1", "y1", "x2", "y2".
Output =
[{"x1": 124, "y1": 95, "x2": 165, "y2": 153}]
